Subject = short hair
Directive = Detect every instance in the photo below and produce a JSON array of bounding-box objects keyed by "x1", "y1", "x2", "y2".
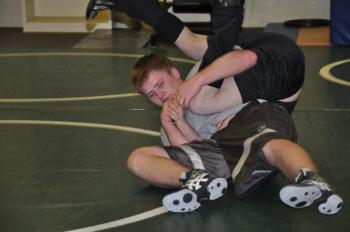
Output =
[{"x1": 131, "y1": 53, "x2": 174, "y2": 91}]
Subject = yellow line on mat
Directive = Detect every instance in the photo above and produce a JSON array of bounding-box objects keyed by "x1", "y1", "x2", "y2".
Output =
[
  {"x1": 0, "y1": 120, "x2": 160, "y2": 136},
  {"x1": 319, "y1": 59, "x2": 350, "y2": 87}
]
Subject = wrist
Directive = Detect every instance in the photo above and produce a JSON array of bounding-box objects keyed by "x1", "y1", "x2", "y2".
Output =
[
  {"x1": 161, "y1": 120, "x2": 176, "y2": 128},
  {"x1": 193, "y1": 74, "x2": 205, "y2": 87},
  {"x1": 194, "y1": 67, "x2": 212, "y2": 86},
  {"x1": 174, "y1": 117, "x2": 186, "y2": 127}
]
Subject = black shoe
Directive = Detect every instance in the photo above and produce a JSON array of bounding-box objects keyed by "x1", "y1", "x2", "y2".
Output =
[
  {"x1": 86, "y1": 0, "x2": 116, "y2": 21},
  {"x1": 279, "y1": 169, "x2": 343, "y2": 215},
  {"x1": 211, "y1": 0, "x2": 244, "y2": 7},
  {"x1": 162, "y1": 169, "x2": 228, "y2": 213}
]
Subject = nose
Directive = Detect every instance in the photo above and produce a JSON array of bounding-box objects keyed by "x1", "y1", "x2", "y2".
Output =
[{"x1": 155, "y1": 91, "x2": 165, "y2": 102}]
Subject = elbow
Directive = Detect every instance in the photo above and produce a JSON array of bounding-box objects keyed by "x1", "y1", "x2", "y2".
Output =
[{"x1": 189, "y1": 97, "x2": 202, "y2": 114}]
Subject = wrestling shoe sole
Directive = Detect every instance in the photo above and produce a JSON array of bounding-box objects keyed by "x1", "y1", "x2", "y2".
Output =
[
  {"x1": 280, "y1": 185, "x2": 343, "y2": 215},
  {"x1": 163, "y1": 177, "x2": 227, "y2": 213},
  {"x1": 162, "y1": 189, "x2": 201, "y2": 213},
  {"x1": 318, "y1": 194, "x2": 343, "y2": 215}
]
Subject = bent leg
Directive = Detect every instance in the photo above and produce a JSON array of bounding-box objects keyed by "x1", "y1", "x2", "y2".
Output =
[
  {"x1": 176, "y1": 0, "x2": 245, "y2": 63},
  {"x1": 262, "y1": 139, "x2": 317, "y2": 181},
  {"x1": 127, "y1": 146, "x2": 188, "y2": 188},
  {"x1": 87, "y1": 0, "x2": 184, "y2": 42},
  {"x1": 263, "y1": 139, "x2": 343, "y2": 215},
  {"x1": 200, "y1": 1, "x2": 245, "y2": 79},
  {"x1": 86, "y1": 0, "x2": 209, "y2": 59},
  {"x1": 128, "y1": 143, "x2": 229, "y2": 213},
  {"x1": 174, "y1": 27, "x2": 208, "y2": 60}
]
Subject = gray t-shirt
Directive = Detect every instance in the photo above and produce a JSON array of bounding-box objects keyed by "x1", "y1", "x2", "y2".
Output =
[{"x1": 160, "y1": 61, "x2": 247, "y2": 146}]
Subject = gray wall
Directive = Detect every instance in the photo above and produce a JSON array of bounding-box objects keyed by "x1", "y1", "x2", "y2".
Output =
[
  {"x1": 0, "y1": 0, "x2": 22, "y2": 27},
  {"x1": 0, "y1": 0, "x2": 331, "y2": 28}
]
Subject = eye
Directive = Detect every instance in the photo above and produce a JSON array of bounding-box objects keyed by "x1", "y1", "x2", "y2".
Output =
[{"x1": 158, "y1": 82, "x2": 164, "y2": 88}]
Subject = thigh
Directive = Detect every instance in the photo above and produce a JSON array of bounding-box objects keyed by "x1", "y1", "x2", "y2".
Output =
[
  {"x1": 212, "y1": 101, "x2": 297, "y2": 195},
  {"x1": 164, "y1": 140, "x2": 231, "y2": 179},
  {"x1": 136, "y1": 145, "x2": 171, "y2": 159}
]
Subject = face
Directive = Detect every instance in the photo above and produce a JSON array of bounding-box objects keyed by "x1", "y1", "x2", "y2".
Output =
[{"x1": 140, "y1": 67, "x2": 182, "y2": 106}]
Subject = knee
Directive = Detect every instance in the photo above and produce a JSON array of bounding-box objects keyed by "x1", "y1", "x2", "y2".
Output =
[
  {"x1": 264, "y1": 139, "x2": 283, "y2": 153},
  {"x1": 127, "y1": 147, "x2": 146, "y2": 175},
  {"x1": 263, "y1": 139, "x2": 289, "y2": 164}
]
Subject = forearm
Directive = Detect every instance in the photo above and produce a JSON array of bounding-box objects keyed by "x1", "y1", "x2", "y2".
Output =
[
  {"x1": 175, "y1": 119, "x2": 202, "y2": 142},
  {"x1": 162, "y1": 122, "x2": 189, "y2": 146},
  {"x1": 161, "y1": 118, "x2": 202, "y2": 146},
  {"x1": 192, "y1": 50, "x2": 257, "y2": 86},
  {"x1": 190, "y1": 77, "x2": 243, "y2": 114}
]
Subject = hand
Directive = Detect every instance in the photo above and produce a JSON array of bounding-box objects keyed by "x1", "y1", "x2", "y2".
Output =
[
  {"x1": 176, "y1": 77, "x2": 202, "y2": 108},
  {"x1": 160, "y1": 101, "x2": 173, "y2": 124},
  {"x1": 161, "y1": 95, "x2": 184, "y2": 124},
  {"x1": 167, "y1": 95, "x2": 185, "y2": 122}
]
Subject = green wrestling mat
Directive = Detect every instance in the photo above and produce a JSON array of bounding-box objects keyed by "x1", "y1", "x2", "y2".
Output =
[{"x1": 0, "y1": 47, "x2": 349, "y2": 232}]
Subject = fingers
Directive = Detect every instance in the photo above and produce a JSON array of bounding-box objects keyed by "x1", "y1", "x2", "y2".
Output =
[
  {"x1": 166, "y1": 97, "x2": 179, "y2": 111},
  {"x1": 168, "y1": 95, "x2": 183, "y2": 111},
  {"x1": 175, "y1": 91, "x2": 190, "y2": 108},
  {"x1": 163, "y1": 97, "x2": 183, "y2": 122},
  {"x1": 175, "y1": 81, "x2": 197, "y2": 108}
]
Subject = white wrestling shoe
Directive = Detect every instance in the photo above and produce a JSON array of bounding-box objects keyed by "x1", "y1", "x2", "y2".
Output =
[
  {"x1": 163, "y1": 169, "x2": 228, "y2": 213},
  {"x1": 280, "y1": 169, "x2": 343, "y2": 215}
]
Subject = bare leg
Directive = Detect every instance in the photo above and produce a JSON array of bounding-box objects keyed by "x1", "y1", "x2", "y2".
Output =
[
  {"x1": 262, "y1": 139, "x2": 317, "y2": 181},
  {"x1": 128, "y1": 146, "x2": 228, "y2": 213},
  {"x1": 86, "y1": 0, "x2": 243, "y2": 63},
  {"x1": 175, "y1": 27, "x2": 208, "y2": 60},
  {"x1": 127, "y1": 146, "x2": 189, "y2": 188},
  {"x1": 264, "y1": 139, "x2": 344, "y2": 215}
]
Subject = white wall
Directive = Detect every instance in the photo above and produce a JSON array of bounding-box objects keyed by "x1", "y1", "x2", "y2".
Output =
[
  {"x1": 34, "y1": 0, "x2": 87, "y2": 17},
  {"x1": 0, "y1": 0, "x2": 331, "y2": 28},
  {"x1": 243, "y1": 0, "x2": 330, "y2": 27},
  {"x1": 0, "y1": 0, "x2": 22, "y2": 27},
  {"x1": 172, "y1": 0, "x2": 330, "y2": 28}
]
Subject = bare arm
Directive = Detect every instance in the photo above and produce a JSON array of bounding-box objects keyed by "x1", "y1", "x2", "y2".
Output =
[
  {"x1": 176, "y1": 49, "x2": 257, "y2": 108},
  {"x1": 161, "y1": 121, "x2": 188, "y2": 146},
  {"x1": 174, "y1": 117, "x2": 202, "y2": 143},
  {"x1": 189, "y1": 77, "x2": 243, "y2": 114},
  {"x1": 161, "y1": 96, "x2": 202, "y2": 146}
]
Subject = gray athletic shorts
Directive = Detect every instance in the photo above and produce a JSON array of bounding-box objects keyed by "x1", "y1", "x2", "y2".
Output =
[{"x1": 163, "y1": 101, "x2": 297, "y2": 197}]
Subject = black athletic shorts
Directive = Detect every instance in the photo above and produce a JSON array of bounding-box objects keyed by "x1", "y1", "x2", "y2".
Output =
[{"x1": 163, "y1": 100, "x2": 297, "y2": 197}]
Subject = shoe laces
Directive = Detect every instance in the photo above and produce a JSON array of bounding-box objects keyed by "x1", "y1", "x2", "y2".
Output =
[
  {"x1": 301, "y1": 177, "x2": 332, "y2": 192},
  {"x1": 184, "y1": 171, "x2": 209, "y2": 191},
  {"x1": 296, "y1": 169, "x2": 332, "y2": 192}
]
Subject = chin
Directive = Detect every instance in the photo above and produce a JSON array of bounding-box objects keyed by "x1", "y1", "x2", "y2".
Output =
[{"x1": 155, "y1": 101, "x2": 163, "y2": 107}]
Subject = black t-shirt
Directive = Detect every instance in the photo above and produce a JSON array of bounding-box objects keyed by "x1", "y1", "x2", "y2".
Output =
[{"x1": 209, "y1": 32, "x2": 305, "y2": 103}]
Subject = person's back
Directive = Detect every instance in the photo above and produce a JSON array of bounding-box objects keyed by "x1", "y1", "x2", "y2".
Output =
[{"x1": 183, "y1": 31, "x2": 305, "y2": 115}]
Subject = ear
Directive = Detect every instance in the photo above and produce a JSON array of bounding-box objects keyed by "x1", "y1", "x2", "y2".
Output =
[{"x1": 170, "y1": 67, "x2": 181, "y2": 79}]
